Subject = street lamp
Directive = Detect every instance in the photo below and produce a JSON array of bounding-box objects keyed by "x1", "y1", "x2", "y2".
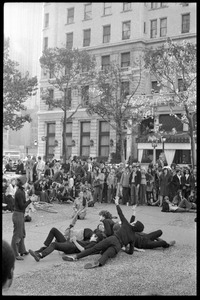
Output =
[
  {"x1": 148, "y1": 134, "x2": 159, "y2": 165},
  {"x1": 161, "y1": 137, "x2": 166, "y2": 152}
]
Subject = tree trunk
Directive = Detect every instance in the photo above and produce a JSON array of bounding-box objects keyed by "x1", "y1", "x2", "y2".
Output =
[
  {"x1": 62, "y1": 109, "x2": 67, "y2": 164},
  {"x1": 185, "y1": 106, "x2": 196, "y2": 168}
]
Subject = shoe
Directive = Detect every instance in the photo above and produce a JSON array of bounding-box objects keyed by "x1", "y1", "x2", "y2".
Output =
[
  {"x1": 84, "y1": 261, "x2": 99, "y2": 269},
  {"x1": 169, "y1": 240, "x2": 176, "y2": 247},
  {"x1": 29, "y1": 249, "x2": 41, "y2": 262},
  {"x1": 62, "y1": 255, "x2": 77, "y2": 261},
  {"x1": 20, "y1": 251, "x2": 29, "y2": 256},
  {"x1": 16, "y1": 256, "x2": 24, "y2": 261}
]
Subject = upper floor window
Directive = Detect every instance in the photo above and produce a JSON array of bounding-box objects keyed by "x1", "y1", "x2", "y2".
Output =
[
  {"x1": 178, "y1": 78, "x2": 187, "y2": 92},
  {"x1": 151, "y1": 3, "x2": 158, "y2": 9},
  {"x1": 103, "y1": 2, "x2": 111, "y2": 15},
  {"x1": 67, "y1": 8, "x2": 74, "y2": 24},
  {"x1": 43, "y1": 37, "x2": 48, "y2": 50},
  {"x1": 44, "y1": 13, "x2": 49, "y2": 28},
  {"x1": 103, "y1": 25, "x2": 111, "y2": 43},
  {"x1": 99, "y1": 121, "x2": 110, "y2": 157},
  {"x1": 151, "y1": 81, "x2": 161, "y2": 93},
  {"x1": 66, "y1": 32, "x2": 73, "y2": 49},
  {"x1": 160, "y1": 18, "x2": 167, "y2": 37},
  {"x1": 80, "y1": 122, "x2": 91, "y2": 157},
  {"x1": 101, "y1": 55, "x2": 110, "y2": 71},
  {"x1": 83, "y1": 29, "x2": 91, "y2": 47},
  {"x1": 84, "y1": 3, "x2": 92, "y2": 20},
  {"x1": 182, "y1": 13, "x2": 190, "y2": 33},
  {"x1": 123, "y1": 3, "x2": 131, "y2": 11},
  {"x1": 122, "y1": 21, "x2": 131, "y2": 40},
  {"x1": 81, "y1": 85, "x2": 89, "y2": 106},
  {"x1": 150, "y1": 19, "x2": 157, "y2": 38},
  {"x1": 121, "y1": 52, "x2": 130, "y2": 68},
  {"x1": 121, "y1": 81, "x2": 130, "y2": 98}
]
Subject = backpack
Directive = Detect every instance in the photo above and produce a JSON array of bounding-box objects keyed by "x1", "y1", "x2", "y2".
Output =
[{"x1": 161, "y1": 201, "x2": 170, "y2": 212}]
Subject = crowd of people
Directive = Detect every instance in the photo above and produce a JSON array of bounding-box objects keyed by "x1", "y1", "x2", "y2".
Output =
[{"x1": 2, "y1": 154, "x2": 197, "y2": 214}]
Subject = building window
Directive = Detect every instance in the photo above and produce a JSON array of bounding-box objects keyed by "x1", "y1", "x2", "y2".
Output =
[
  {"x1": 160, "y1": 18, "x2": 167, "y2": 37},
  {"x1": 83, "y1": 29, "x2": 91, "y2": 47},
  {"x1": 84, "y1": 3, "x2": 92, "y2": 20},
  {"x1": 150, "y1": 19, "x2": 157, "y2": 38},
  {"x1": 121, "y1": 52, "x2": 130, "y2": 68},
  {"x1": 178, "y1": 78, "x2": 187, "y2": 92},
  {"x1": 99, "y1": 121, "x2": 110, "y2": 157},
  {"x1": 44, "y1": 13, "x2": 49, "y2": 28},
  {"x1": 151, "y1": 3, "x2": 158, "y2": 9},
  {"x1": 103, "y1": 3, "x2": 111, "y2": 15},
  {"x1": 121, "y1": 81, "x2": 130, "y2": 98},
  {"x1": 122, "y1": 21, "x2": 131, "y2": 40},
  {"x1": 67, "y1": 7, "x2": 74, "y2": 24},
  {"x1": 123, "y1": 2, "x2": 131, "y2": 11},
  {"x1": 103, "y1": 25, "x2": 111, "y2": 43},
  {"x1": 66, "y1": 32, "x2": 73, "y2": 49},
  {"x1": 46, "y1": 123, "x2": 55, "y2": 159},
  {"x1": 64, "y1": 87, "x2": 71, "y2": 107},
  {"x1": 182, "y1": 13, "x2": 190, "y2": 33},
  {"x1": 80, "y1": 122, "x2": 90, "y2": 157},
  {"x1": 102, "y1": 55, "x2": 110, "y2": 71},
  {"x1": 65, "y1": 122, "x2": 72, "y2": 159},
  {"x1": 44, "y1": 37, "x2": 48, "y2": 50},
  {"x1": 173, "y1": 150, "x2": 191, "y2": 165},
  {"x1": 81, "y1": 85, "x2": 89, "y2": 106},
  {"x1": 159, "y1": 114, "x2": 183, "y2": 132},
  {"x1": 151, "y1": 81, "x2": 160, "y2": 93}
]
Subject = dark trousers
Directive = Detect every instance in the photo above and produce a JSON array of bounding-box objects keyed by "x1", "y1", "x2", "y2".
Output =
[
  {"x1": 41, "y1": 227, "x2": 79, "y2": 258},
  {"x1": 140, "y1": 230, "x2": 170, "y2": 249},
  {"x1": 122, "y1": 187, "x2": 130, "y2": 204},
  {"x1": 76, "y1": 235, "x2": 122, "y2": 266},
  {"x1": 11, "y1": 211, "x2": 27, "y2": 256}
]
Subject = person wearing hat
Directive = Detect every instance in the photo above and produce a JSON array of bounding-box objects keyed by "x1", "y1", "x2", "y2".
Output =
[
  {"x1": 11, "y1": 175, "x2": 38, "y2": 260},
  {"x1": 62, "y1": 196, "x2": 144, "y2": 269}
]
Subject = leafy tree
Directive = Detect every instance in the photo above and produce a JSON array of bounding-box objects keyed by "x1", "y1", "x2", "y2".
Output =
[
  {"x1": 144, "y1": 38, "x2": 196, "y2": 167},
  {"x1": 39, "y1": 47, "x2": 96, "y2": 163},
  {"x1": 87, "y1": 61, "x2": 152, "y2": 163},
  {"x1": 3, "y1": 38, "x2": 38, "y2": 130}
]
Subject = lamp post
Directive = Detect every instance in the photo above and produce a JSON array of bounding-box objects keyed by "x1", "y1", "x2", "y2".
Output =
[
  {"x1": 161, "y1": 137, "x2": 166, "y2": 152},
  {"x1": 151, "y1": 140, "x2": 158, "y2": 165}
]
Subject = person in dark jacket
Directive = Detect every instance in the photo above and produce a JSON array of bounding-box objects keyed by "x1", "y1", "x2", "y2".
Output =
[
  {"x1": 129, "y1": 164, "x2": 141, "y2": 205},
  {"x1": 62, "y1": 196, "x2": 144, "y2": 269},
  {"x1": 11, "y1": 176, "x2": 37, "y2": 260}
]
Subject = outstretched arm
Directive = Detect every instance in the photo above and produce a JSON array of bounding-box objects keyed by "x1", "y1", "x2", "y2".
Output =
[{"x1": 114, "y1": 196, "x2": 127, "y2": 224}]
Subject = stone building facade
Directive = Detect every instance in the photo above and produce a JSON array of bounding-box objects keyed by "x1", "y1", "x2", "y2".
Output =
[{"x1": 38, "y1": 2, "x2": 196, "y2": 164}]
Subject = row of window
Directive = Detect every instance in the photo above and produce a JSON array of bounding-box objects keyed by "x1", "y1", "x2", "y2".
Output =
[
  {"x1": 43, "y1": 12, "x2": 190, "y2": 50},
  {"x1": 44, "y1": 2, "x2": 132, "y2": 28},
  {"x1": 45, "y1": 77, "x2": 185, "y2": 111},
  {"x1": 45, "y1": 121, "x2": 110, "y2": 159}
]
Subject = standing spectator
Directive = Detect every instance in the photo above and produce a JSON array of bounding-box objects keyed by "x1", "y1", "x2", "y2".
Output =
[
  {"x1": 75, "y1": 161, "x2": 85, "y2": 179},
  {"x1": 169, "y1": 169, "x2": 182, "y2": 201},
  {"x1": 102, "y1": 167, "x2": 108, "y2": 203},
  {"x1": 158, "y1": 167, "x2": 172, "y2": 207},
  {"x1": 61, "y1": 158, "x2": 70, "y2": 175},
  {"x1": 24, "y1": 155, "x2": 34, "y2": 183},
  {"x1": 139, "y1": 167, "x2": 148, "y2": 205},
  {"x1": 36, "y1": 156, "x2": 45, "y2": 180},
  {"x1": 181, "y1": 168, "x2": 192, "y2": 200},
  {"x1": 98, "y1": 168, "x2": 106, "y2": 203},
  {"x1": 146, "y1": 166, "x2": 154, "y2": 205},
  {"x1": 120, "y1": 165, "x2": 131, "y2": 205},
  {"x1": 92, "y1": 168, "x2": 101, "y2": 203},
  {"x1": 156, "y1": 154, "x2": 164, "y2": 168},
  {"x1": 11, "y1": 176, "x2": 37, "y2": 260},
  {"x1": 129, "y1": 164, "x2": 141, "y2": 205},
  {"x1": 32, "y1": 156, "x2": 38, "y2": 182},
  {"x1": 107, "y1": 168, "x2": 117, "y2": 204}
]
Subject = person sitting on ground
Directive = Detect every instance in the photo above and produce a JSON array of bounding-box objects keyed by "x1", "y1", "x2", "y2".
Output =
[
  {"x1": 72, "y1": 189, "x2": 88, "y2": 219},
  {"x1": 2, "y1": 240, "x2": 15, "y2": 295},
  {"x1": 28, "y1": 210, "x2": 104, "y2": 262},
  {"x1": 62, "y1": 196, "x2": 144, "y2": 269},
  {"x1": 162, "y1": 192, "x2": 197, "y2": 213}
]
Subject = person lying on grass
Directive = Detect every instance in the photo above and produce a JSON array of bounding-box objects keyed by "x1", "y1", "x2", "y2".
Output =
[{"x1": 62, "y1": 196, "x2": 144, "y2": 269}]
